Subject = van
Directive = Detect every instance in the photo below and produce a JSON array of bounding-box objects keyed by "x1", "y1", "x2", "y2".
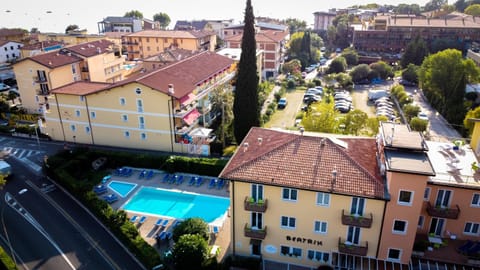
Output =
[{"x1": 368, "y1": 90, "x2": 389, "y2": 101}]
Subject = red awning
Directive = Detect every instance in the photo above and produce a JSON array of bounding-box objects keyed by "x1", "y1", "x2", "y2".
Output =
[
  {"x1": 183, "y1": 109, "x2": 200, "y2": 125},
  {"x1": 180, "y1": 93, "x2": 196, "y2": 105}
]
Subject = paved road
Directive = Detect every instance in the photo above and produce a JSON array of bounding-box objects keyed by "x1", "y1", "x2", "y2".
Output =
[{"x1": 0, "y1": 138, "x2": 145, "y2": 270}]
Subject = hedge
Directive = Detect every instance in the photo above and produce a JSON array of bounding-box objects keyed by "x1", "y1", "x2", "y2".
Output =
[{"x1": 0, "y1": 245, "x2": 16, "y2": 270}]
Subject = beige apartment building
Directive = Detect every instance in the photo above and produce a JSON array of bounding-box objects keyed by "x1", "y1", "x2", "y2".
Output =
[
  {"x1": 44, "y1": 51, "x2": 234, "y2": 155},
  {"x1": 220, "y1": 123, "x2": 480, "y2": 269},
  {"x1": 122, "y1": 30, "x2": 217, "y2": 61}
]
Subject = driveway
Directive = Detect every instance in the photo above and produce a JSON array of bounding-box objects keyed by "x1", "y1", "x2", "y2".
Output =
[{"x1": 264, "y1": 89, "x2": 305, "y2": 129}]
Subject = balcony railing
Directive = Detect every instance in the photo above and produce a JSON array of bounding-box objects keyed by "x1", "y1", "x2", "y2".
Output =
[
  {"x1": 81, "y1": 67, "x2": 89, "y2": 72},
  {"x1": 338, "y1": 238, "x2": 368, "y2": 256},
  {"x1": 174, "y1": 122, "x2": 197, "y2": 135},
  {"x1": 195, "y1": 72, "x2": 235, "y2": 100},
  {"x1": 244, "y1": 224, "x2": 267, "y2": 239},
  {"x1": 34, "y1": 76, "x2": 47, "y2": 83},
  {"x1": 341, "y1": 210, "x2": 373, "y2": 228},
  {"x1": 122, "y1": 41, "x2": 139, "y2": 45},
  {"x1": 244, "y1": 197, "x2": 268, "y2": 212},
  {"x1": 36, "y1": 89, "x2": 50, "y2": 96},
  {"x1": 426, "y1": 202, "x2": 460, "y2": 219}
]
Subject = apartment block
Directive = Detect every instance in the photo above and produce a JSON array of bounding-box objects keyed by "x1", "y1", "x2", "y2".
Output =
[
  {"x1": 220, "y1": 123, "x2": 480, "y2": 269},
  {"x1": 0, "y1": 40, "x2": 23, "y2": 63},
  {"x1": 122, "y1": 30, "x2": 217, "y2": 61},
  {"x1": 45, "y1": 51, "x2": 234, "y2": 155}
]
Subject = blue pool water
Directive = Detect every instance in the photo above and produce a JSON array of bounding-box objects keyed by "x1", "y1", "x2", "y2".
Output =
[
  {"x1": 108, "y1": 181, "x2": 137, "y2": 197},
  {"x1": 123, "y1": 187, "x2": 230, "y2": 223}
]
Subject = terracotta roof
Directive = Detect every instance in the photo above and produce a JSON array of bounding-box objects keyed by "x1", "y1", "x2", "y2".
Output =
[
  {"x1": 51, "y1": 81, "x2": 111, "y2": 95},
  {"x1": 225, "y1": 30, "x2": 288, "y2": 43},
  {"x1": 22, "y1": 40, "x2": 64, "y2": 50},
  {"x1": 51, "y1": 51, "x2": 233, "y2": 98},
  {"x1": 0, "y1": 41, "x2": 10, "y2": 47},
  {"x1": 65, "y1": 39, "x2": 114, "y2": 57},
  {"x1": 26, "y1": 50, "x2": 82, "y2": 68},
  {"x1": 0, "y1": 28, "x2": 26, "y2": 38},
  {"x1": 220, "y1": 128, "x2": 385, "y2": 199},
  {"x1": 125, "y1": 30, "x2": 215, "y2": 38},
  {"x1": 377, "y1": 15, "x2": 480, "y2": 28}
]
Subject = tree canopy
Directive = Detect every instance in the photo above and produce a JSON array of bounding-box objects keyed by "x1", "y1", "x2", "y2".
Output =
[
  {"x1": 326, "y1": 57, "x2": 347, "y2": 74},
  {"x1": 172, "y1": 234, "x2": 208, "y2": 270},
  {"x1": 419, "y1": 49, "x2": 480, "y2": 126},
  {"x1": 153, "y1": 12, "x2": 171, "y2": 29},
  {"x1": 402, "y1": 64, "x2": 420, "y2": 84},
  {"x1": 465, "y1": 4, "x2": 480, "y2": 15},
  {"x1": 464, "y1": 106, "x2": 480, "y2": 134},
  {"x1": 124, "y1": 10, "x2": 143, "y2": 18},
  {"x1": 341, "y1": 48, "x2": 358, "y2": 66},
  {"x1": 350, "y1": 64, "x2": 370, "y2": 82},
  {"x1": 172, "y1": 217, "x2": 209, "y2": 242},
  {"x1": 65, "y1": 24, "x2": 79, "y2": 34},
  {"x1": 401, "y1": 36, "x2": 429, "y2": 68},
  {"x1": 233, "y1": 0, "x2": 260, "y2": 144},
  {"x1": 287, "y1": 31, "x2": 323, "y2": 67},
  {"x1": 284, "y1": 18, "x2": 307, "y2": 34}
]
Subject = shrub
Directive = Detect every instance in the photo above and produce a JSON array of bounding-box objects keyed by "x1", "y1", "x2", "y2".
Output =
[{"x1": 0, "y1": 245, "x2": 16, "y2": 270}]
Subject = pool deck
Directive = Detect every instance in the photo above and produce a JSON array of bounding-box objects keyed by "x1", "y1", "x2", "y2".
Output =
[{"x1": 100, "y1": 167, "x2": 231, "y2": 261}]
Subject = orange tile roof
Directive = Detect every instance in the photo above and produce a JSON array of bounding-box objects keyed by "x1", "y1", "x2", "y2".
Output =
[
  {"x1": 26, "y1": 50, "x2": 82, "y2": 68},
  {"x1": 51, "y1": 81, "x2": 110, "y2": 95},
  {"x1": 65, "y1": 39, "x2": 114, "y2": 57},
  {"x1": 225, "y1": 30, "x2": 288, "y2": 43},
  {"x1": 21, "y1": 40, "x2": 64, "y2": 50},
  {"x1": 125, "y1": 30, "x2": 215, "y2": 38},
  {"x1": 220, "y1": 127, "x2": 385, "y2": 199}
]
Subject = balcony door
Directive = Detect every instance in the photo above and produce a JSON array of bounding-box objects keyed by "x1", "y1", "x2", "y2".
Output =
[
  {"x1": 251, "y1": 212, "x2": 263, "y2": 229},
  {"x1": 346, "y1": 226, "x2": 361, "y2": 245},
  {"x1": 429, "y1": 218, "x2": 445, "y2": 236},
  {"x1": 251, "y1": 184, "x2": 263, "y2": 202},
  {"x1": 350, "y1": 197, "x2": 365, "y2": 216},
  {"x1": 435, "y1": 189, "x2": 451, "y2": 208}
]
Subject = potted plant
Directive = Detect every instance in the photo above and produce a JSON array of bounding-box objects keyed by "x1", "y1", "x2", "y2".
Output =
[{"x1": 257, "y1": 199, "x2": 264, "y2": 205}]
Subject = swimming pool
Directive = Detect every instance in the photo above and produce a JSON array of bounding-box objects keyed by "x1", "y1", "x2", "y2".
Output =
[
  {"x1": 108, "y1": 181, "x2": 137, "y2": 197},
  {"x1": 123, "y1": 187, "x2": 230, "y2": 223}
]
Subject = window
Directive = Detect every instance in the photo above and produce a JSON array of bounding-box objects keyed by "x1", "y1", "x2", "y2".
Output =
[
  {"x1": 137, "y1": 99, "x2": 143, "y2": 113},
  {"x1": 435, "y1": 189, "x2": 452, "y2": 208},
  {"x1": 124, "y1": 131, "x2": 130, "y2": 138},
  {"x1": 72, "y1": 64, "x2": 77, "y2": 74},
  {"x1": 314, "y1": 221, "x2": 327, "y2": 234},
  {"x1": 140, "y1": 133, "x2": 147, "y2": 140},
  {"x1": 85, "y1": 126, "x2": 90, "y2": 134},
  {"x1": 472, "y1": 194, "x2": 480, "y2": 207},
  {"x1": 418, "y1": 216, "x2": 424, "y2": 229},
  {"x1": 90, "y1": 111, "x2": 96, "y2": 119},
  {"x1": 70, "y1": 125, "x2": 76, "y2": 132},
  {"x1": 119, "y1": 97, "x2": 126, "y2": 106},
  {"x1": 307, "y1": 250, "x2": 329, "y2": 262},
  {"x1": 282, "y1": 188, "x2": 297, "y2": 201},
  {"x1": 316, "y1": 192, "x2": 330, "y2": 206},
  {"x1": 122, "y1": 114, "x2": 128, "y2": 122},
  {"x1": 464, "y1": 222, "x2": 480, "y2": 235},
  {"x1": 80, "y1": 96, "x2": 85, "y2": 102},
  {"x1": 387, "y1": 248, "x2": 401, "y2": 261},
  {"x1": 280, "y1": 245, "x2": 302, "y2": 257},
  {"x1": 281, "y1": 216, "x2": 296, "y2": 229},
  {"x1": 350, "y1": 197, "x2": 365, "y2": 216},
  {"x1": 398, "y1": 190, "x2": 413, "y2": 205},
  {"x1": 10, "y1": 46, "x2": 13, "y2": 50},
  {"x1": 251, "y1": 212, "x2": 263, "y2": 229},
  {"x1": 251, "y1": 184, "x2": 263, "y2": 201},
  {"x1": 75, "y1": 110, "x2": 80, "y2": 117},
  {"x1": 139, "y1": 116, "x2": 145, "y2": 129},
  {"x1": 135, "y1": 87, "x2": 142, "y2": 94},
  {"x1": 393, "y1": 220, "x2": 407, "y2": 234},
  {"x1": 424, "y1": 187, "x2": 431, "y2": 201}
]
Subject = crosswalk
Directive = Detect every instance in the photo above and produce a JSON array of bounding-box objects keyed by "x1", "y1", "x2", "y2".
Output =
[{"x1": 3, "y1": 147, "x2": 43, "y2": 160}]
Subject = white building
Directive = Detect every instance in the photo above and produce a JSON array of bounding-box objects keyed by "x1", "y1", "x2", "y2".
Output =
[{"x1": 0, "y1": 41, "x2": 23, "y2": 63}]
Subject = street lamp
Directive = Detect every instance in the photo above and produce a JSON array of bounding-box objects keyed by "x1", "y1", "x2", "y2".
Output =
[
  {"x1": 29, "y1": 124, "x2": 40, "y2": 150},
  {"x1": 2, "y1": 189, "x2": 28, "y2": 267}
]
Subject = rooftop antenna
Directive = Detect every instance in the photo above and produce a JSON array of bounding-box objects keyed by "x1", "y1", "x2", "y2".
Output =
[
  {"x1": 168, "y1": 84, "x2": 175, "y2": 95},
  {"x1": 243, "y1": 142, "x2": 249, "y2": 152},
  {"x1": 299, "y1": 127, "x2": 305, "y2": 136},
  {"x1": 257, "y1": 137, "x2": 263, "y2": 145},
  {"x1": 331, "y1": 168, "x2": 337, "y2": 191}
]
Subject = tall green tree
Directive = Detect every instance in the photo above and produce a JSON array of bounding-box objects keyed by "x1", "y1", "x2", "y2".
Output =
[
  {"x1": 326, "y1": 57, "x2": 347, "y2": 74},
  {"x1": 464, "y1": 106, "x2": 480, "y2": 134},
  {"x1": 284, "y1": 18, "x2": 307, "y2": 34},
  {"x1": 153, "y1": 12, "x2": 171, "y2": 29},
  {"x1": 124, "y1": 10, "x2": 143, "y2": 19},
  {"x1": 65, "y1": 24, "x2": 79, "y2": 33},
  {"x1": 350, "y1": 64, "x2": 370, "y2": 82},
  {"x1": 172, "y1": 217, "x2": 209, "y2": 242},
  {"x1": 302, "y1": 102, "x2": 337, "y2": 133},
  {"x1": 341, "y1": 49, "x2": 358, "y2": 66},
  {"x1": 172, "y1": 234, "x2": 208, "y2": 270},
  {"x1": 401, "y1": 36, "x2": 429, "y2": 68},
  {"x1": 465, "y1": 4, "x2": 480, "y2": 15},
  {"x1": 419, "y1": 49, "x2": 480, "y2": 125},
  {"x1": 233, "y1": 0, "x2": 260, "y2": 144},
  {"x1": 402, "y1": 64, "x2": 420, "y2": 84}
]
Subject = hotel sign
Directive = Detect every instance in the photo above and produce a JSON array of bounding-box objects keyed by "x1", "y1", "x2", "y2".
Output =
[{"x1": 286, "y1": 235, "x2": 323, "y2": 246}]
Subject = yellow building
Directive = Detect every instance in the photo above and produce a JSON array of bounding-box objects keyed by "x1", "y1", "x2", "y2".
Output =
[
  {"x1": 122, "y1": 30, "x2": 217, "y2": 61},
  {"x1": 13, "y1": 39, "x2": 125, "y2": 114},
  {"x1": 220, "y1": 123, "x2": 480, "y2": 269},
  {"x1": 37, "y1": 31, "x2": 105, "y2": 45},
  {"x1": 45, "y1": 51, "x2": 234, "y2": 154},
  {"x1": 469, "y1": 118, "x2": 480, "y2": 155}
]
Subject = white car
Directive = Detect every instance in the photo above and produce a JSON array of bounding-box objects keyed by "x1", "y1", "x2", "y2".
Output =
[{"x1": 418, "y1": 112, "x2": 429, "y2": 121}]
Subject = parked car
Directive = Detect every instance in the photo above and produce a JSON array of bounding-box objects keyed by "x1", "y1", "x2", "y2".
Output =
[
  {"x1": 303, "y1": 95, "x2": 322, "y2": 104},
  {"x1": 417, "y1": 112, "x2": 429, "y2": 121},
  {"x1": 399, "y1": 79, "x2": 417, "y2": 87},
  {"x1": 355, "y1": 78, "x2": 370, "y2": 85},
  {"x1": 334, "y1": 95, "x2": 353, "y2": 103},
  {"x1": 306, "y1": 88, "x2": 323, "y2": 96},
  {"x1": 335, "y1": 103, "x2": 351, "y2": 113},
  {"x1": 277, "y1": 98, "x2": 288, "y2": 109},
  {"x1": 0, "y1": 83, "x2": 10, "y2": 92},
  {"x1": 368, "y1": 89, "x2": 389, "y2": 101}
]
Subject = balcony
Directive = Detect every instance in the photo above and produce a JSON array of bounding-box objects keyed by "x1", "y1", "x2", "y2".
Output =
[
  {"x1": 122, "y1": 41, "x2": 139, "y2": 45},
  {"x1": 341, "y1": 210, "x2": 373, "y2": 228},
  {"x1": 36, "y1": 89, "x2": 50, "y2": 96},
  {"x1": 81, "y1": 67, "x2": 89, "y2": 72},
  {"x1": 338, "y1": 238, "x2": 368, "y2": 256},
  {"x1": 244, "y1": 197, "x2": 268, "y2": 212},
  {"x1": 426, "y1": 202, "x2": 460, "y2": 219},
  {"x1": 34, "y1": 76, "x2": 47, "y2": 83},
  {"x1": 244, "y1": 224, "x2": 267, "y2": 239}
]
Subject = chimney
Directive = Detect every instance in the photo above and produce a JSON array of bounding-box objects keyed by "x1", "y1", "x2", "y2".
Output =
[
  {"x1": 243, "y1": 142, "x2": 249, "y2": 152},
  {"x1": 257, "y1": 137, "x2": 263, "y2": 145},
  {"x1": 97, "y1": 47, "x2": 101, "y2": 54},
  {"x1": 299, "y1": 127, "x2": 305, "y2": 136},
  {"x1": 168, "y1": 84, "x2": 175, "y2": 95},
  {"x1": 330, "y1": 169, "x2": 337, "y2": 191}
]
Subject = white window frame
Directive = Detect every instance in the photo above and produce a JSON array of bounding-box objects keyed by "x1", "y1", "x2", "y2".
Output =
[
  {"x1": 90, "y1": 111, "x2": 96, "y2": 119},
  {"x1": 307, "y1": 250, "x2": 329, "y2": 263},
  {"x1": 75, "y1": 110, "x2": 80, "y2": 117},
  {"x1": 471, "y1": 193, "x2": 480, "y2": 207},
  {"x1": 314, "y1": 220, "x2": 327, "y2": 234},
  {"x1": 124, "y1": 131, "x2": 130, "y2": 138},
  {"x1": 137, "y1": 99, "x2": 144, "y2": 113},
  {"x1": 418, "y1": 215, "x2": 424, "y2": 229},
  {"x1": 387, "y1": 248, "x2": 402, "y2": 262},
  {"x1": 139, "y1": 116, "x2": 145, "y2": 129},
  {"x1": 281, "y1": 216, "x2": 296, "y2": 229},
  {"x1": 464, "y1": 222, "x2": 480, "y2": 235},
  {"x1": 398, "y1": 190, "x2": 413, "y2": 206},
  {"x1": 122, "y1": 114, "x2": 128, "y2": 122},
  {"x1": 280, "y1": 245, "x2": 302, "y2": 257},
  {"x1": 316, "y1": 192, "x2": 330, "y2": 206},
  {"x1": 424, "y1": 187, "x2": 431, "y2": 201},
  {"x1": 140, "y1": 133, "x2": 147, "y2": 140},
  {"x1": 70, "y1": 125, "x2": 76, "y2": 132},
  {"x1": 85, "y1": 126, "x2": 90, "y2": 134},
  {"x1": 135, "y1": 87, "x2": 142, "y2": 94},
  {"x1": 79, "y1": 96, "x2": 85, "y2": 102},
  {"x1": 282, "y1": 188, "x2": 298, "y2": 202},
  {"x1": 119, "y1": 97, "x2": 126, "y2": 106},
  {"x1": 392, "y1": 219, "x2": 408, "y2": 235}
]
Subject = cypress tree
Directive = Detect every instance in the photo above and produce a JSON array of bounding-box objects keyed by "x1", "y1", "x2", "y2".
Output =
[{"x1": 233, "y1": 0, "x2": 260, "y2": 144}]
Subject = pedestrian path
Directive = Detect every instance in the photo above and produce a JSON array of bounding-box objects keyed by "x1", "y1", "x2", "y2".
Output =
[{"x1": 3, "y1": 147, "x2": 43, "y2": 159}]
